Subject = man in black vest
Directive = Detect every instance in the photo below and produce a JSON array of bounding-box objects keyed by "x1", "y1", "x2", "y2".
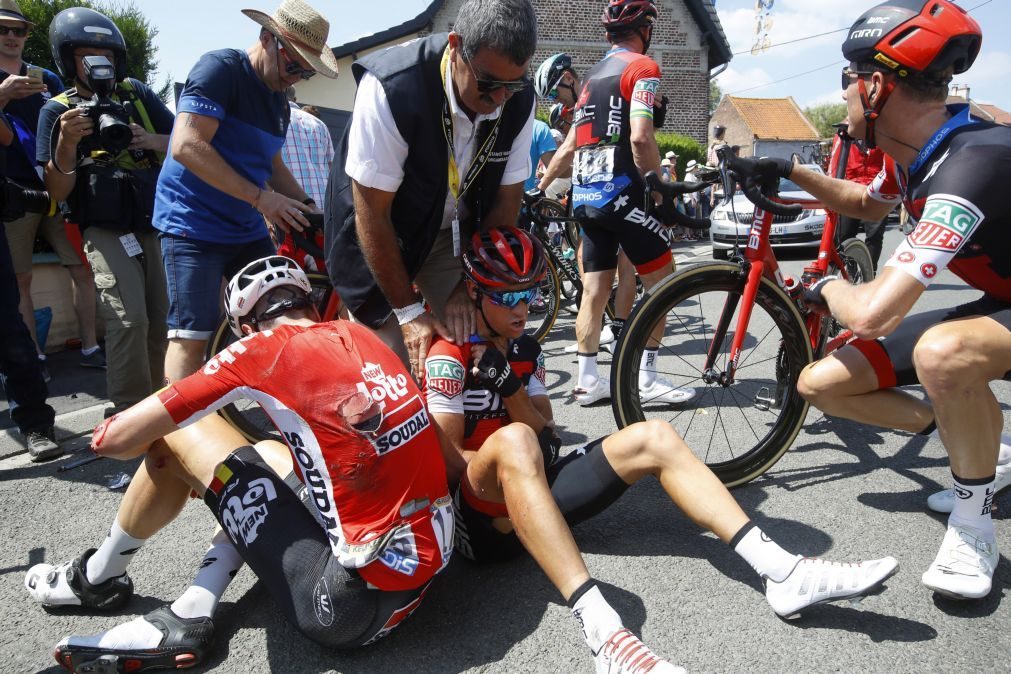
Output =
[{"x1": 325, "y1": 0, "x2": 537, "y2": 376}]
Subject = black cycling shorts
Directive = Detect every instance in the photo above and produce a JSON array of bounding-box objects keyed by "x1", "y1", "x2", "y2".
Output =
[
  {"x1": 574, "y1": 181, "x2": 673, "y2": 275},
  {"x1": 849, "y1": 294, "x2": 1011, "y2": 389},
  {"x1": 452, "y1": 437, "x2": 630, "y2": 563},
  {"x1": 204, "y1": 446, "x2": 431, "y2": 649}
]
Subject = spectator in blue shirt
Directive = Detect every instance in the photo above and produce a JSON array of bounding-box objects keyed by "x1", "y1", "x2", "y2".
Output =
[
  {"x1": 525, "y1": 118, "x2": 557, "y2": 191},
  {"x1": 154, "y1": 0, "x2": 338, "y2": 382}
]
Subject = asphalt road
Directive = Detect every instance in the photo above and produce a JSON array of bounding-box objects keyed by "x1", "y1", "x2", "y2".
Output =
[{"x1": 2, "y1": 227, "x2": 1008, "y2": 673}]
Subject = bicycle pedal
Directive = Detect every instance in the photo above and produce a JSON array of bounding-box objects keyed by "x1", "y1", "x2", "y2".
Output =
[{"x1": 755, "y1": 387, "x2": 774, "y2": 411}]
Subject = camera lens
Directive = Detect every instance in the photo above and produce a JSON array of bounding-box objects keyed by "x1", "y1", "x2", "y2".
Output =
[{"x1": 98, "y1": 114, "x2": 132, "y2": 155}]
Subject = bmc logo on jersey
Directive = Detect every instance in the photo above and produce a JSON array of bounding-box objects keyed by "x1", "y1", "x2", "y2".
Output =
[
  {"x1": 908, "y1": 195, "x2": 983, "y2": 253},
  {"x1": 426, "y1": 357, "x2": 464, "y2": 398}
]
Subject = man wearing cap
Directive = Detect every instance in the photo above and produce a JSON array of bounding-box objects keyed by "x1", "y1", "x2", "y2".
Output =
[
  {"x1": 155, "y1": 0, "x2": 338, "y2": 384},
  {"x1": 325, "y1": 0, "x2": 538, "y2": 375},
  {"x1": 0, "y1": 0, "x2": 104, "y2": 381}
]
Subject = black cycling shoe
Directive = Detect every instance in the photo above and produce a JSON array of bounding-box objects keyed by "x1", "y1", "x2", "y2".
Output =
[
  {"x1": 25, "y1": 549, "x2": 133, "y2": 611},
  {"x1": 54, "y1": 606, "x2": 215, "y2": 673}
]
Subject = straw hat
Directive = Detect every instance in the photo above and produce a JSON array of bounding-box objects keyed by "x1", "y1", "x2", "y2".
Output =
[
  {"x1": 243, "y1": 0, "x2": 338, "y2": 79},
  {"x1": 0, "y1": 0, "x2": 32, "y2": 27},
  {"x1": 686, "y1": 159, "x2": 698, "y2": 171},
  {"x1": 665, "y1": 150, "x2": 678, "y2": 161},
  {"x1": 660, "y1": 158, "x2": 671, "y2": 167}
]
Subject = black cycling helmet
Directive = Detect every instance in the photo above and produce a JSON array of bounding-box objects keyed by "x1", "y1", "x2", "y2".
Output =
[
  {"x1": 842, "y1": 0, "x2": 981, "y2": 78},
  {"x1": 601, "y1": 0, "x2": 658, "y2": 32},
  {"x1": 534, "y1": 53, "x2": 572, "y2": 99},
  {"x1": 50, "y1": 7, "x2": 129, "y2": 82},
  {"x1": 463, "y1": 226, "x2": 546, "y2": 289}
]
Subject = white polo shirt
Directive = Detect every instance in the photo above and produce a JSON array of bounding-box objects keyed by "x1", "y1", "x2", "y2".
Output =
[{"x1": 346, "y1": 59, "x2": 534, "y2": 230}]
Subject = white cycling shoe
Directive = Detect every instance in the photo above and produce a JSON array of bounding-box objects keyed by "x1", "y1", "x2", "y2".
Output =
[
  {"x1": 764, "y1": 555, "x2": 899, "y2": 619},
  {"x1": 574, "y1": 377, "x2": 611, "y2": 406},
  {"x1": 921, "y1": 524, "x2": 998, "y2": 600},
  {"x1": 926, "y1": 462, "x2": 1011, "y2": 513},
  {"x1": 595, "y1": 628, "x2": 685, "y2": 674},
  {"x1": 639, "y1": 378, "x2": 696, "y2": 405}
]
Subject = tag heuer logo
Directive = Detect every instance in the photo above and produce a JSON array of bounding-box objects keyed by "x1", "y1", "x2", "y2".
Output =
[{"x1": 908, "y1": 194, "x2": 983, "y2": 253}]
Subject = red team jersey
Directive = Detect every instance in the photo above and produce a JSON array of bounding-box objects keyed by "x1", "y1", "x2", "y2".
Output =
[{"x1": 158, "y1": 321, "x2": 453, "y2": 592}]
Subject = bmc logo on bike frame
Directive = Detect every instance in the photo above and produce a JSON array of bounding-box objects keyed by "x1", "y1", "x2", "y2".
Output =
[
  {"x1": 908, "y1": 194, "x2": 983, "y2": 253},
  {"x1": 748, "y1": 209, "x2": 767, "y2": 249}
]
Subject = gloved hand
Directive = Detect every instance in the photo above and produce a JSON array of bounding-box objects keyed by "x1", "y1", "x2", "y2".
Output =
[
  {"x1": 725, "y1": 155, "x2": 794, "y2": 191},
  {"x1": 802, "y1": 274, "x2": 839, "y2": 314},
  {"x1": 474, "y1": 347, "x2": 522, "y2": 397}
]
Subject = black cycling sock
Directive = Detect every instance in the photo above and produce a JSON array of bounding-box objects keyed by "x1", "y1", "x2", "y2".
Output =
[{"x1": 919, "y1": 420, "x2": 937, "y2": 436}]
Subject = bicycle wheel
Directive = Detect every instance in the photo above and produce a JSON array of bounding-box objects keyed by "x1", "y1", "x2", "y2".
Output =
[
  {"x1": 206, "y1": 272, "x2": 334, "y2": 442},
  {"x1": 528, "y1": 256, "x2": 560, "y2": 343},
  {"x1": 611, "y1": 263, "x2": 813, "y2": 487},
  {"x1": 837, "y1": 237, "x2": 874, "y2": 285}
]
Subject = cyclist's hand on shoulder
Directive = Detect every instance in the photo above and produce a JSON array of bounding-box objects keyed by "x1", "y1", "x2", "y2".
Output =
[
  {"x1": 255, "y1": 190, "x2": 310, "y2": 234},
  {"x1": 402, "y1": 311, "x2": 450, "y2": 380},
  {"x1": 443, "y1": 282, "x2": 476, "y2": 345}
]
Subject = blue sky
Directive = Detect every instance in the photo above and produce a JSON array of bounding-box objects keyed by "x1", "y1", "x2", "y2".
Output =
[{"x1": 145, "y1": 0, "x2": 1009, "y2": 111}]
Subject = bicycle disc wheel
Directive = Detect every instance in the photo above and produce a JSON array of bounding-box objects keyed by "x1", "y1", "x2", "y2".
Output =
[
  {"x1": 611, "y1": 263, "x2": 813, "y2": 487},
  {"x1": 837, "y1": 237, "x2": 874, "y2": 285},
  {"x1": 528, "y1": 256, "x2": 560, "y2": 343},
  {"x1": 206, "y1": 272, "x2": 334, "y2": 442}
]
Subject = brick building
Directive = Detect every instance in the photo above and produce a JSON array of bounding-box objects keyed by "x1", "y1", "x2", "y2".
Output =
[
  {"x1": 298, "y1": 0, "x2": 731, "y2": 144},
  {"x1": 708, "y1": 96, "x2": 820, "y2": 161}
]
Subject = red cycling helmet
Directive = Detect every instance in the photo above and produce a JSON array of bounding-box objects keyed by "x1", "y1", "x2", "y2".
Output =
[
  {"x1": 463, "y1": 226, "x2": 546, "y2": 289},
  {"x1": 842, "y1": 0, "x2": 981, "y2": 77},
  {"x1": 601, "y1": 0, "x2": 658, "y2": 31}
]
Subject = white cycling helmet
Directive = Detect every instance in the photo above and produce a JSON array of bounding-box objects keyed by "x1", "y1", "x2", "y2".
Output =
[
  {"x1": 534, "y1": 53, "x2": 571, "y2": 98},
  {"x1": 225, "y1": 255, "x2": 312, "y2": 336}
]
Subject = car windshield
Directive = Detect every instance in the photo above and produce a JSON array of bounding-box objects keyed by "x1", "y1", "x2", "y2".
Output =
[{"x1": 779, "y1": 178, "x2": 803, "y2": 193}]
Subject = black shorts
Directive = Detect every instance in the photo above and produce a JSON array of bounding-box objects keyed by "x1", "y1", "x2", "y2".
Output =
[
  {"x1": 204, "y1": 446, "x2": 431, "y2": 649},
  {"x1": 453, "y1": 437, "x2": 629, "y2": 563},
  {"x1": 574, "y1": 181, "x2": 672, "y2": 275},
  {"x1": 849, "y1": 294, "x2": 1011, "y2": 388}
]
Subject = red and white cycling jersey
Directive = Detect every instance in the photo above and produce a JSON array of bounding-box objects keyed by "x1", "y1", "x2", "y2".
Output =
[
  {"x1": 868, "y1": 105, "x2": 1011, "y2": 301},
  {"x1": 423, "y1": 335, "x2": 547, "y2": 451},
  {"x1": 158, "y1": 321, "x2": 453, "y2": 592}
]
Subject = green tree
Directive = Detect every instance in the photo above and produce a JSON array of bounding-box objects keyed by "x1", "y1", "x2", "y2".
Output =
[
  {"x1": 20, "y1": 0, "x2": 169, "y2": 99},
  {"x1": 804, "y1": 102, "x2": 847, "y2": 139},
  {"x1": 709, "y1": 79, "x2": 722, "y2": 116}
]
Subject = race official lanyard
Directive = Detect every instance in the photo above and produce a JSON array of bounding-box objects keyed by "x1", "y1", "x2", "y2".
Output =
[
  {"x1": 907, "y1": 104, "x2": 977, "y2": 175},
  {"x1": 440, "y1": 46, "x2": 502, "y2": 255}
]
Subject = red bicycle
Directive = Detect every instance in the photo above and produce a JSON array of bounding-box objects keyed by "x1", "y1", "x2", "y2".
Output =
[{"x1": 610, "y1": 143, "x2": 874, "y2": 487}]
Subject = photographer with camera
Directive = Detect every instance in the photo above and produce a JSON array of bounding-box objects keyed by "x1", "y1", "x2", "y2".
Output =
[
  {"x1": 38, "y1": 7, "x2": 174, "y2": 416},
  {"x1": 0, "y1": 0, "x2": 103, "y2": 380}
]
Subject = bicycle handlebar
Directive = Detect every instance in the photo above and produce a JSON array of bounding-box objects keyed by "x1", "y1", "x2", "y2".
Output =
[
  {"x1": 715, "y1": 146, "x2": 802, "y2": 218},
  {"x1": 643, "y1": 172, "x2": 711, "y2": 230}
]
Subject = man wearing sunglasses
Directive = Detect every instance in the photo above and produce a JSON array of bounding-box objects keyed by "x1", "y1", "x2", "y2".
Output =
[
  {"x1": 326, "y1": 0, "x2": 538, "y2": 378},
  {"x1": 420, "y1": 226, "x2": 897, "y2": 673},
  {"x1": 153, "y1": 0, "x2": 337, "y2": 387}
]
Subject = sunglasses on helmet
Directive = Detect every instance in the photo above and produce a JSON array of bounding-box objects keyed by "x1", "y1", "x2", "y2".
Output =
[{"x1": 482, "y1": 287, "x2": 540, "y2": 308}]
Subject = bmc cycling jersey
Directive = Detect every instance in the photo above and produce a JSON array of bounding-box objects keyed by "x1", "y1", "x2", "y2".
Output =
[
  {"x1": 869, "y1": 105, "x2": 1011, "y2": 301},
  {"x1": 569, "y1": 48, "x2": 671, "y2": 274},
  {"x1": 158, "y1": 321, "x2": 453, "y2": 592},
  {"x1": 423, "y1": 335, "x2": 547, "y2": 451}
]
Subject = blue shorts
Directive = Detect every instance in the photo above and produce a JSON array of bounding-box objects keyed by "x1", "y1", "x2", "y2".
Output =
[{"x1": 161, "y1": 233, "x2": 276, "y2": 340}]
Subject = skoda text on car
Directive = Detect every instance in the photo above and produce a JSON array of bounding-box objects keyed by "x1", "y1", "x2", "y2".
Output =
[{"x1": 709, "y1": 164, "x2": 826, "y2": 259}]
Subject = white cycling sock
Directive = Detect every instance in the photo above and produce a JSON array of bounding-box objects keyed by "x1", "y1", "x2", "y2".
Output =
[
  {"x1": 639, "y1": 348, "x2": 659, "y2": 388},
  {"x1": 577, "y1": 354, "x2": 599, "y2": 390},
  {"x1": 81, "y1": 345, "x2": 101, "y2": 356},
  {"x1": 949, "y1": 473, "x2": 996, "y2": 539},
  {"x1": 171, "y1": 535, "x2": 244, "y2": 619},
  {"x1": 731, "y1": 522, "x2": 801, "y2": 584},
  {"x1": 87, "y1": 519, "x2": 146, "y2": 585},
  {"x1": 569, "y1": 583, "x2": 622, "y2": 654}
]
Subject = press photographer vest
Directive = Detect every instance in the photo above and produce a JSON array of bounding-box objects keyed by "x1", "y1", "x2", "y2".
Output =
[
  {"x1": 324, "y1": 33, "x2": 534, "y2": 327},
  {"x1": 53, "y1": 79, "x2": 164, "y2": 232}
]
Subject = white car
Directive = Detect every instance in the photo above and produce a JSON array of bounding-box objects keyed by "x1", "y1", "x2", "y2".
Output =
[{"x1": 709, "y1": 164, "x2": 827, "y2": 259}]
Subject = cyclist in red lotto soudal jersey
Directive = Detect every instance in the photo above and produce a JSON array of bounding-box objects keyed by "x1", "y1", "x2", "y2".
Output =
[
  {"x1": 422, "y1": 227, "x2": 897, "y2": 673},
  {"x1": 726, "y1": 0, "x2": 1008, "y2": 601},
  {"x1": 536, "y1": 0, "x2": 694, "y2": 408},
  {"x1": 25, "y1": 257, "x2": 453, "y2": 672}
]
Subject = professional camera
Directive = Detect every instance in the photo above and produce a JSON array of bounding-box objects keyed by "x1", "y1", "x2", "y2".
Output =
[
  {"x1": 0, "y1": 178, "x2": 53, "y2": 222},
  {"x1": 69, "y1": 55, "x2": 133, "y2": 155}
]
